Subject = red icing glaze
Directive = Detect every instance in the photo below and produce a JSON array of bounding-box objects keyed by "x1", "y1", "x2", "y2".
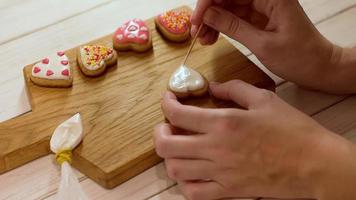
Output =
[
  {"x1": 46, "y1": 70, "x2": 54, "y2": 76},
  {"x1": 114, "y1": 19, "x2": 150, "y2": 45},
  {"x1": 157, "y1": 10, "x2": 191, "y2": 34},
  {"x1": 61, "y1": 60, "x2": 69, "y2": 65},
  {"x1": 61, "y1": 69, "x2": 69, "y2": 76},
  {"x1": 42, "y1": 58, "x2": 49, "y2": 64},
  {"x1": 57, "y1": 51, "x2": 65, "y2": 57},
  {"x1": 33, "y1": 66, "x2": 41, "y2": 74}
]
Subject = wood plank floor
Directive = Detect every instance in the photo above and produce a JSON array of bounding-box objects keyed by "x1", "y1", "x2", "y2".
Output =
[{"x1": 0, "y1": 0, "x2": 356, "y2": 199}]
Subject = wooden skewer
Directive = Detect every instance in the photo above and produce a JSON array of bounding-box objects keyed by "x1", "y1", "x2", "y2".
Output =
[{"x1": 181, "y1": 24, "x2": 203, "y2": 66}]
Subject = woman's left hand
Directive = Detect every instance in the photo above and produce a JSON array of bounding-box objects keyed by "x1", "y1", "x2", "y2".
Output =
[{"x1": 154, "y1": 80, "x2": 356, "y2": 200}]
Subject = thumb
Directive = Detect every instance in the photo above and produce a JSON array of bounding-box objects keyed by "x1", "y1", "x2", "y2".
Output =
[
  {"x1": 203, "y1": 6, "x2": 269, "y2": 52},
  {"x1": 210, "y1": 80, "x2": 274, "y2": 109}
]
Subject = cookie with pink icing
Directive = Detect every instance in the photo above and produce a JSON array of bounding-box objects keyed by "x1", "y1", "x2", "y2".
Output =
[
  {"x1": 113, "y1": 19, "x2": 152, "y2": 52},
  {"x1": 155, "y1": 9, "x2": 191, "y2": 42},
  {"x1": 30, "y1": 51, "x2": 73, "y2": 87}
]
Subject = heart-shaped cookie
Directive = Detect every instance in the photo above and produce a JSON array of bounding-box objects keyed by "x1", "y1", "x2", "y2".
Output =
[
  {"x1": 155, "y1": 10, "x2": 191, "y2": 42},
  {"x1": 30, "y1": 51, "x2": 73, "y2": 87},
  {"x1": 168, "y1": 65, "x2": 208, "y2": 98},
  {"x1": 113, "y1": 19, "x2": 152, "y2": 52},
  {"x1": 77, "y1": 45, "x2": 117, "y2": 77}
]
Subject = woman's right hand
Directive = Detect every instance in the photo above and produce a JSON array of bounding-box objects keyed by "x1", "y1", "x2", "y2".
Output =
[{"x1": 191, "y1": 0, "x2": 342, "y2": 93}]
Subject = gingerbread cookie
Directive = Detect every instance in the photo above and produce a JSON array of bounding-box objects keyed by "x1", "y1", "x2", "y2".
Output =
[
  {"x1": 77, "y1": 45, "x2": 117, "y2": 77},
  {"x1": 113, "y1": 19, "x2": 152, "y2": 52},
  {"x1": 30, "y1": 51, "x2": 73, "y2": 87},
  {"x1": 155, "y1": 10, "x2": 191, "y2": 42},
  {"x1": 168, "y1": 65, "x2": 208, "y2": 98}
]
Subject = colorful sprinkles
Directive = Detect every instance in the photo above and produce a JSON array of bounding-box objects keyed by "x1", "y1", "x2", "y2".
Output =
[
  {"x1": 82, "y1": 45, "x2": 113, "y2": 67},
  {"x1": 159, "y1": 10, "x2": 190, "y2": 33}
]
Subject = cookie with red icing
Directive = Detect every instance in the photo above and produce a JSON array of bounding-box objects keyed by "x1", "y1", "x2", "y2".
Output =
[
  {"x1": 30, "y1": 51, "x2": 73, "y2": 87},
  {"x1": 155, "y1": 9, "x2": 191, "y2": 42},
  {"x1": 113, "y1": 19, "x2": 152, "y2": 52},
  {"x1": 77, "y1": 45, "x2": 117, "y2": 77}
]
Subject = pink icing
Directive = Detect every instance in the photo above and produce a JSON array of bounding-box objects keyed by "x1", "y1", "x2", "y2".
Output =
[
  {"x1": 61, "y1": 69, "x2": 69, "y2": 76},
  {"x1": 157, "y1": 10, "x2": 191, "y2": 34},
  {"x1": 33, "y1": 66, "x2": 41, "y2": 74},
  {"x1": 61, "y1": 60, "x2": 69, "y2": 65},
  {"x1": 114, "y1": 19, "x2": 150, "y2": 45},
  {"x1": 46, "y1": 70, "x2": 54, "y2": 76},
  {"x1": 57, "y1": 51, "x2": 65, "y2": 57},
  {"x1": 42, "y1": 58, "x2": 49, "y2": 64}
]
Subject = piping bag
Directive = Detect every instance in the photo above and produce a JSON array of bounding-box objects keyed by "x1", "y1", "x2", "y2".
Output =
[{"x1": 50, "y1": 113, "x2": 89, "y2": 200}]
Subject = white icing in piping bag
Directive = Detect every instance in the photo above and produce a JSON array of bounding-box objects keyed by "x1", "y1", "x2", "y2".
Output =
[{"x1": 50, "y1": 113, "x2": 89, "y2": 200}]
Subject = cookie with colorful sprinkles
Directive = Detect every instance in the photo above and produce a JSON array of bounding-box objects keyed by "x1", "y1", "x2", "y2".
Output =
[
  {"x1": 77, "y1": 45, "x2": 117, "y2": 77},
  {"x1": 30, "y1": 51, "x2": 73, "y2": 88},
  {"x1": 155, "y1": 9, "x2": 191, "y2": 42},
  {"x1": 113, "y1": 18, "x2": 152, "y2": 52}
]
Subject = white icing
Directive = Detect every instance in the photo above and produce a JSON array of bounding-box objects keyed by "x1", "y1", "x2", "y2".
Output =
[
  {"x1": 32, "y1": 52, "x2": 71, "y2": 80},
  {"x1": 140, "y1": 26, "x2": 148, "y2": 31},
  {"x1": 124, "y1": 20, "x2": 140, "y2": 39},
  {"x1": 169, "y1": 65, "x2": 205, "y2": 93},
  {"x1": 50, "y1": 113, "x2": 83, "y2": 153},
  {"x1": 80, "y1": 46, "x2": 114, "y2": 71},
  {"x1": 139, "y1": 34, "x2": 147, "y2": 40},
  {"x1": 117, "y1": 34, "x2": 123, "y2": 40},
  {"x1": 127, "y1": 33, "x2": 136, "y2": 39}
]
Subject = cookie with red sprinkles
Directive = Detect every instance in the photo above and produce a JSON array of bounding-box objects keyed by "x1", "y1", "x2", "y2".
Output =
[
  {"x1": 77, "y1": 45, "x2": 117, "y2": 77},
  {"x1": 30, "y1": 51, "x2": 73, "y2": 88},
  {"x1": 155, "y1": 9, "x2": 191, "y2": 42}
]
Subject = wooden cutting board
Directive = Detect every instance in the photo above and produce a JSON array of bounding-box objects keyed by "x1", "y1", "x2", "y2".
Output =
[{"x1": 0, "y1": 6, "x2": 275, "y2": 189}]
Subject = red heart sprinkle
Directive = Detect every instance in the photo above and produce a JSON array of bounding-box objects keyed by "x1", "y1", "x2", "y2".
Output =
[
  {"x1": 46, "y1": 70, "x2": 54, "y2": 76},
  {"x1": 57, "y1": 51, "x2": 65, "y2": 56},
  {"x1": 33, "y1": 66, "x2": 41, "y2": 73},
  {"x1": 42, "y1": 58, "x2": 49, "y2": 64},
  {"x1": 61, "y1": 60, "x2": 69, "y2": 65},
  {"x1": 61, "y1": 69, "x2": 69, "y2": 76}
]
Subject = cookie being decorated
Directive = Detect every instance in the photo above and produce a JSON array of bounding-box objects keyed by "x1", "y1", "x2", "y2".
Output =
[
  {"x1": 155, "y1": 10, "x2": 191, "y2": 42},
  {"x1": 168, "y1": 65, "x2": 208, "y2": 98},
  {"x1": 113, "y1": 19, "x2": 152, "y2": 52},
  {"x1": 30, "y1": 51, "x2": 73, "y2": 87},
  {"x1": 77, "y1": 45, "x2": 117, "y2": 77}
]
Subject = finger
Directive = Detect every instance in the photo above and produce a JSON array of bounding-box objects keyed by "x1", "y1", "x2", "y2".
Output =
[
  {"x1": 203, "y1": 6, "x2": 269, "y2": 53},
  {"x1": 199, "y1": 28, "x2": 219, "y2": 45},
  {"x1": 231, "y1": 0, "x2": 252, "y2": 5},
  {"x1": 191, "y1": 0, "x2": 214, "y2": 25},
  {"x1": 161, "y1": 92, "x2": 220, "y2": 133},
  {"x1": 154, "y1": 123, "x2": 210, "y2": 159},
  {"x1": 210, "y1": 80, "x2": 275, "y2": 109},
  {"x1": 178, "y1": 181, "x2": 225, "y2": 200},
  {"x1": 165, "y1": 158, "x2": 215, "y2": 181},
  {"x1": 229, "y1": 5, "x2": 250, "y2": 17},
  {"x1": 191, "y1": 24, "x2": 208, "y2": 38},
  {"x1": 249, "y1": 10, "x2": 269, "y2": 29}
]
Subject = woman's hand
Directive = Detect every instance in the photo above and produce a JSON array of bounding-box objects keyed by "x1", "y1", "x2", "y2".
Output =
[
  {"x1": 190, "y1": 0, "x2": 351, "y2": 93},
  {"x1": 154, "y1": 80, "x2": 356, "y2": 200}
]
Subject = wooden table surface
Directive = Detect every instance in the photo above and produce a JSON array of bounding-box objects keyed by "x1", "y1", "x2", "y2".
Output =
[{"x1": 1, "y1": 0, "x2": 356, "y2": 199}]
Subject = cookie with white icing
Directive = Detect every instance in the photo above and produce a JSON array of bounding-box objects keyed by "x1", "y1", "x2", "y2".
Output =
[
  {"x1": 77, "y1": 45, "x2": 117, "y2": 77},
  {"x1": 113, "y1": 19, "x2": 152, "y2": 52},
  {"x1": 30, "y1": 51, "x2": 73, "y2": 88},
  {"x1": 155, "y1": 10, "x2": 191, "y2": 42},
  {"x1": 168, "y1": 65, "x2": 208, "y2": 98}
]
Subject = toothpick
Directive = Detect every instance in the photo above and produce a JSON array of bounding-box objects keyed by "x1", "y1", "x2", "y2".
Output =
[{"x1": 181, "y1": 24, "x2": 203, "y2": 66}]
